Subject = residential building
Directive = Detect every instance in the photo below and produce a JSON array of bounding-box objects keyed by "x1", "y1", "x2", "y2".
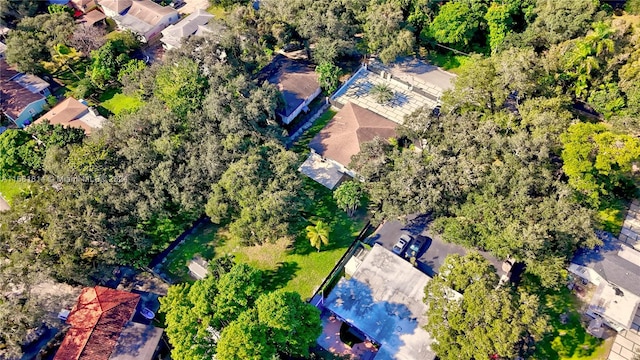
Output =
[
  {"x1": 299, "y1": 102, "x2": 397, "y2": 189},
  {"x1": 33, "y1": 97, "x2": 106, "y2": 135},
  {"x1": 320, "y1": 244, "x2": 459, "y2": 360},
  {"x1": 160, "y1": 9, "x2": 214, "y2": 50},
  {"x1": 53, "y1": 286, "x2": 164, "y2": 360},
  {"x1": 257, "y1": 54, "x2": 321, "y2": 125},
  {"x1": 97, "y1": 0, "x2": 132, "y2": 17},
  {"x1": 114, "y1": 0, "x2": 179, "y2": 42},
  {"x1": 569, "y1": 233, "x2": 640, "y2": 332},
  {"x1": 0, "y1": 59, "x2": 49, "y2": 128}
]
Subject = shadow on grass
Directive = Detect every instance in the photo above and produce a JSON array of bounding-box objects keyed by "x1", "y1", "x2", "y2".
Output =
[{"x1": 263, "y1": 261, "x2": 300, "y2": 292}]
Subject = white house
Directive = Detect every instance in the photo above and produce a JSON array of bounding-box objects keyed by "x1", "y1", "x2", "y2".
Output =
[{"x1": 160, "y1": 9, "x2": 214, "y2": 50}]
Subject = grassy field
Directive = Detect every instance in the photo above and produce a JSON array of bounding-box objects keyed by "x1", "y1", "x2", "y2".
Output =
[
  {"x1": 207, "y1": 5, "x2": 228, "y2": 20},
  {"x1": 426, "y1": 51, "x2": 470, "y2": 74},
  {"x1": 0, "y1": 180, "x2": 32, "y2": 205},
  {"x1": 99, "y1": 88, "x2": 143, "y2": 115},
  {"x1": 162, "y1": 222, "x2": 219, "y2": 283},
  {"x1": 534, "y1": 285, "x2": 608, "y2": 360}
]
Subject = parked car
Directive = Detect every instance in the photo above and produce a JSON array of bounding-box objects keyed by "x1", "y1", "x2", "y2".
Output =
[
  {"x1": 392, "y1": 234, "x2": 412, "y2": 255},
  {"x1": 405, "y1": 236, "x2": 427, "y2": 259},
  {"x1": 169, "y1": 0, "x2": 184, "y2": 8}
]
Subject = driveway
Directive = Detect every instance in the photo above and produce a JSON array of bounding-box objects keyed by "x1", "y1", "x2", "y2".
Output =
[
  {"x1": 365, "y1": 214, "x2": 507, "y2": 278},
  {"x1": 178, "y1": 0, "x2": 209, "y2": 15}
]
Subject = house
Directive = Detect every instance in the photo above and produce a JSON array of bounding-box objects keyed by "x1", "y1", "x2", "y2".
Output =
[
  {"x1": 33, "y1": 97, "x2": 106, "y2": 135},
  {"x1": 257, "y1": 54, "x2": 321, "y2": 125},
  {"x1": 53, "y1": 286, "x2": 164, "y2": 360},
  {"x1": 70, "y1": 0, "x2": 99, "y2": 13},
  {"x1": 0, "y1": 59, "x2": 49, "y2": 128},
  {"x1": 160, "y1": 9, "x2": 214, "y2": 50},
  {"x1": 299, "y1": 102, "x2": 397, "y2": 189},
  {"x1": 569, "y1": 232, "x2": 640, "y2": 332},
  {"x1": 114, "y1": 0, "x2": 179, "y2": 42},
  {"x1": 320, "y1": 244, "x2": 458, "y2": 360},
  {"x1": 97, "y1": 0, "x2": 132, "y2": 17}
]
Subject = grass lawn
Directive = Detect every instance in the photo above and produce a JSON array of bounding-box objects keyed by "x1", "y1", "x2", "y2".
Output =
[
  {"x1": 426, "y1": 51, "x2": 470, "y2": 74},
  {"x1": 0, "y1": 180, "x2": 32, "y2": 205},
  {"x1": 99, "y1": 88, "x2": 143, "y2": 115},
  {"x1": 534, "y1": 285, "x2": 607, "y2": 360},
  {"x1": 161, "y1": 222, "x2": 219, "y2": 283},
  {"x1": 207, "y1": 5, "x2": 228, "y2": 20},
  {"x1": 597, "y1": 197, "x2": 627, "y2": 235}
]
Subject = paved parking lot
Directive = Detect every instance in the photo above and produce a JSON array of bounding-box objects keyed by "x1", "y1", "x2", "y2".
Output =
[{"x1": 366, "y1": 214, "x2": 507, "y2": 278}]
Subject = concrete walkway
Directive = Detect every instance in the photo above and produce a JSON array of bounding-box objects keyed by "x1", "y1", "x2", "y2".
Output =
[{"x1": 609, "y1": 328, "x2": 640, "y2": 359}]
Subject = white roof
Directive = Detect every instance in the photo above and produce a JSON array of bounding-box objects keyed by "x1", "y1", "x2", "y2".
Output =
[
  {"x1": 589, "y1": 282, "x2": 640, "y2": 329},
  {"x1": 161, "y1": 9, "x2": 214, "y2": 48},
  {"x1": 298, "y1": 152, "x2": 345, "y2": 190},
  {"x1": 12, "y1": 73, "x2": 49, "y2": 93},
  {"x1": 126, "y1": 0, "x2": 177, "y2": 26}
]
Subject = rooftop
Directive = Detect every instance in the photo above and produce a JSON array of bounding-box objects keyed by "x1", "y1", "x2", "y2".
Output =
[
  {"x1": 54, "y1": 286, "x2": 140, "y2": 360},
  {"x1": 97, "y1": 0, "x2": 132, "y2": 14},
  {"x1": 125, "y1": 0, "x2": 177, "y2": 26},
  {"x1": 324, "y1": 245, "x2": 437, "y2": 360},
  {"x1": 309, "y1": 102, "x2": 397, "y2": 168},
  {"x1": 12, "y1": 73, "x2": 50, "y2": 93},
  {"x1": 298, "y1": 152, "x2": 346, "y2": 190},
  {"x1": 0, "y1": 59, "x2": 45, "y2": 120},
  {"x1": 572, "y1": 232, "x2": 640, "y2": 297},
  {"x1": 108, "y1": 322, "x2": 164, "y2": 360},
  {"x1": 34, "y1": 97, "x2": 106, "y2": 135},
  {"x1": 79, "y1": 9, "x2": 107, "y2": 26},
  {"x1": 589, "y1": 281, "x2": 640, "y2": 329},
  {"x1": 161, "y1": 9, "x2": 214, "y2": 48},
  {"x1": 257, "y1": 54, "x2": 320, "y2": 117}
]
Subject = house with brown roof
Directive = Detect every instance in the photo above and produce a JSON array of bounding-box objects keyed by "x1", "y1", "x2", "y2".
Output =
[
  {"x1": 33, "y1": 97, "x2": 106, "y2": 135},
  {"x1": 0, "y1": 59, "x2": 50, "y2": 128},
  {"x1": 54, "y1": 286, "x2": 164, "y2": 360},
  {"x1": 113, "y1": 0, "x2": 179, "y2": 42},
  {"x1": 299, "y1": 102, "x2": 398, "y2": 189},
  {"x1": 257, "y1": 54, "x2": 322, "y2": 125}
]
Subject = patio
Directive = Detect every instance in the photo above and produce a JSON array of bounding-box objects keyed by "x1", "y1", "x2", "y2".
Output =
[
  {"x1": 332, "y1": 68, "x2": 439, "y2": 125},
  {"x1": 317, "y1": 312, "x2": 378, "y2": 360}
]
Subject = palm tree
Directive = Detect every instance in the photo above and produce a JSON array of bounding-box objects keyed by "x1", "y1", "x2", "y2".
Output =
[
  {"x1": 306, "y1": 220, "x2": 330, "y2": 252},
  {"x1": 370, "y1": 83, "x2": 395, "y2": 104}
]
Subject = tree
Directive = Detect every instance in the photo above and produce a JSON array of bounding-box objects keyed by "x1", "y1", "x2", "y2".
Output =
[
  {"x1": 69, "y1": 23, "x2": 107, "y2": 55},
  {"x1": 154, "y1": 58, "x2": 208, "y2": 117},
  {"x1": 428, "y1": 0, "x2": 485, "y2": 50},
  {"x1": 363, "y1": 1, "x2": 415, "y2": 63},
  {"x1": 525, "y1": 0, "x2": 600, "y2": 47},
  {"x1": 26, "y1": 121, "x2": 85, "y2": 148},
  {"x1": 370, "y1": 84, "x2": 395, "y2": 104},
  {"x1": 214, "y1": 263, "x2": 264, "y2": 324},
  {"x1": 89, "y1": 39, "x2": 132, "y2": 88},
  {"x1": 561, "y1": 122, "x2": 640, "y2": 207},
  {"x1": 0, "y1": 130, "x2": 40, "y2": 178},
  {"x1": 485, "y1": 2, "x2": 514, "y2": 52},
  {"x1": 424, "y1": 253, "x2": 549, "y2": 360},
  {"x1": 333, "y1": 180, "x2": 362, "y2": 216},
  {"x1": 306, "y1": 220, "x2": 330, "y2": 251},
  {"x1": 627, "y1": 0, "x2": 640, "y2": 14},
  {"x1": 4, "y1": 12, "x2": 75, "y2": 73},
  {"x1": 216, "y1": 290, "x2": 322, "y2": 360},
  {"x1": 316, "y1": 62, "x2": 342, "y2": 94}
]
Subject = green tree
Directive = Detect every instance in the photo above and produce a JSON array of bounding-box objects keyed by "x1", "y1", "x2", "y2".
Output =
[
  {"x1": 316, "y1": 62, "x2": 342, "y2": 95},
  {"x1": 363, "y1": 1, "x2": 415, "y2": 63},
  {"x1": 525, "y1": 0, "x2": 600, "y2": 47},
  {"x1": 424, "y1": 253, "x2": 549, "y2": 360},
  {"x1": 214, "y1": 263, "x2": 264, "y2": 324},
  {"x1": 306, "y1": 220, "x2": 330, "y2": 251},
  {"x1": 485, "y1": 2, "x2": 513, "y2": 52},
  {"x1": 89, "y1": 39, "x2": 131, "y2": 88},
  {"x1": 333, "y1": 180, "x2": 362, "y2": 216},
  {"x1": 26, "y1": 121, "x2": 85, "y2": 148},
  {"x1": 627, "y1": 0, "x2": 640, "y2": 14},
  {"x1": 561, "y1": 122, "x2": 640, "y2": 207},
  {"x1": 428, "y1": 0, "x2": 485, "y2": 50},
  {"x1": 0, "y1": 130, "x2": 40, "y2": 178},
  {"x1": 154, "y1": 58, "x2": 208, "y2": 117}
]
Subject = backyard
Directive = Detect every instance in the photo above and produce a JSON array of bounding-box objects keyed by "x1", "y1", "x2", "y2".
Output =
[
  {"x1": 0, "y1": 180, "x2": 33, "y2": 205},
  {"x1": 98, "y1": 88, "x2": 143, "y2": 115}
]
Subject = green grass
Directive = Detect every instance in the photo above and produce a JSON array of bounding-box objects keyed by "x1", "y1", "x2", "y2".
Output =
[
  {"x1": 533, "y1": 285, "x2": 605, "y2": 360},
  {"x1": 51, "y1": 58, "x2": 91, "y2": 91},
  {"x1": 99, "y1": 88, "x2": 143, "y2": 115},
  {"x1": 426, "y1": 51, "x2": 470, "y2": 74},
  {"x1": 207, "y1": 5, "x2": 228, "y2": 20},
  {"x1": 597, "y1": 197, "x2": 627, "y2": 235},
  {"x1": 162, "y1": 222, "x2": 219, "y2": 283},
  {"x1": 0, "y1": 180, "x2": 32, "y2": 205}
]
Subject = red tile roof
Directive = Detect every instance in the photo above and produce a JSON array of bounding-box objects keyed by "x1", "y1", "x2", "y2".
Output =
[
  {"x1": 0, "y1": 59, "x2": 45, "y2": 120},
  {"x1": 54, "y1": 286, "x2": 140, "y2": 360},
  {"x1": 309, "y1": 102, "x2": 398, "y2": 167}
]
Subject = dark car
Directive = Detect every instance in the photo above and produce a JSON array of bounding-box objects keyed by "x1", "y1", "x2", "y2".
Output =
[
  {"x1": 405, "y1": 236, "x2": 427, "y2": 259},
  {"x1": 392, "y1": 234, "x2": 412, "y2": 255}
]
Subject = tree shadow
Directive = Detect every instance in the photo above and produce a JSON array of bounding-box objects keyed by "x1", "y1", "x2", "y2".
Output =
[{"x1": 263, "y1": 261, "x2": 300, "y2": 292}]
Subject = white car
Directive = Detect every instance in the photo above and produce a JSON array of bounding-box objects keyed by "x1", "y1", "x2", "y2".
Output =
[{"x1": 392, "y1": 234, "x2": 412, "y2": 255}]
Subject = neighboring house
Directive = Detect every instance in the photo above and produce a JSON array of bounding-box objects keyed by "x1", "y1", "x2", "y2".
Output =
[
  {"x1": 299, "y1": 102, "x2": 397, "y2": 189},
  {"x1": 115, "y1": 0, "x2": 179, "y2": 42},
  {"x1": 33, "y1": 97, "x2": 106, "y2": 135},
  {"x1": 0, "y1": 59, "x2": 49, "y2": 128},
  {"x1": 257, "y1": 54, "x2": 321, "y2": 125},
  {"x1": 320, "y1": 244, "x2": 460, "y2": 360},
  {"x1": 54, "y1": 286, "x2": 164, "y2": 360},
  {"x1": 160, "y1": 8, "x2": 214, "y2": 50},
  {"x1": 70, "y1": 0, "x2": 99, "y2": 12},
  {"x1": 97, "y1": 0, "x2": 132, "y2": 17},
  {"x1": 569, "y1": 233, "x2": 640, "y2": 332}
]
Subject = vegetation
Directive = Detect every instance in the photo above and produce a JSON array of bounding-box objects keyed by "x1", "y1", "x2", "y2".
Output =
[
  {"x1": 306, "y1": 220, "x2": 330, "y2": 252},
  {"x1": 333, "y1": 181, "x2": 363, "y2": 216}
]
